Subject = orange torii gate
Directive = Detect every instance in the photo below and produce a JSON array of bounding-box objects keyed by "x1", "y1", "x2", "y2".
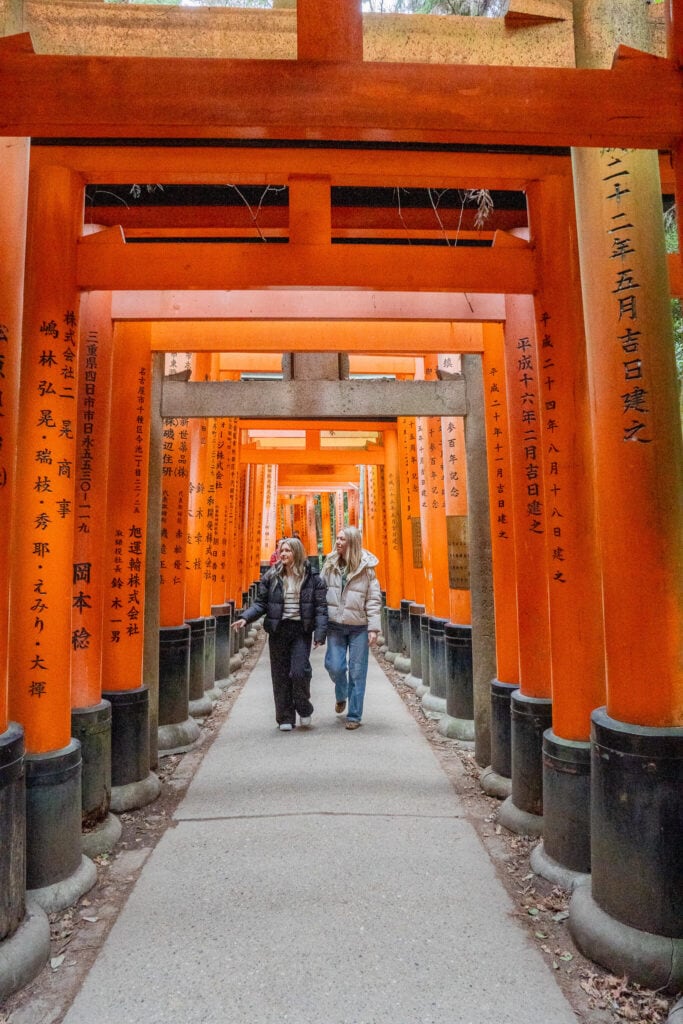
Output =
[{"x1": 0, "y1": 0, "x2": 681, "y2": 1001}]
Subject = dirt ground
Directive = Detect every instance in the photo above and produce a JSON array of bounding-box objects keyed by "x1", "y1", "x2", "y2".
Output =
[{"x1": 1, "y1": 635, "x2": 677, "y2": 1024}]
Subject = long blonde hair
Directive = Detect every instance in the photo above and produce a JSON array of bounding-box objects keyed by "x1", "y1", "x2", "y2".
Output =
[
  {"x1": 274, "y1": 536, "x2": 307, "y2": 579},
  {"x1": 323, "y1": 525, "x2": 364, "y2": 576}
]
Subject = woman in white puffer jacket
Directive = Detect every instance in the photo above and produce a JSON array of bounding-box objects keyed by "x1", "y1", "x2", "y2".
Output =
[{"x1": 321, "y1": 526, "x2": 382, "y2": 730}]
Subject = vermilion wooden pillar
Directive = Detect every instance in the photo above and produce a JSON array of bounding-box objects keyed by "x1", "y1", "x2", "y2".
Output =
[
  {"x1": 320, "y1": 491, "x2": 333, "y2": 558},
  {"x1": 569, "y1": 146, "x2": 683, "y2": 981},
  {"x1": 498, "y1": 293, "x2": 553, "y2": 838},
  {"x1": 0, "y1": 139, "x2": 27, "y2": 739},
  {"x1": 526, "y1": 175, "x2": 606, "y2": 878},
  {"x1": 9, "y1": 164, "x2": 96, "y2": 900},
  {"x1": 297, "y1": 0, "x2": 362, "y2": 62},
  {"x1": 261, "y1": 463, "x2": 278, "y2": 569},
  {"x1": 397, "y1": 417, "x2": 425, "y2": 605},
  {"x1": 441, "y1": 414, "x2": 471, "y2": 626},
  {"x1": 0, "y1": 137, "x2": 46, "y2": 972},
  {"x1": 481, "y1": 322, "x2": 519, "y2": 792},
  {"x1": 304, "y1": 493, "x2": 317, "y2": 559},
  {"x1": 70, "y1": 288, "x2": 116, "y2": 832},
  {"x1": 382, "y1": 428, "x2": 403, "y2": 609},
  {"x1": 101, "y1": 321, "x2": 160, "y2": 811}
]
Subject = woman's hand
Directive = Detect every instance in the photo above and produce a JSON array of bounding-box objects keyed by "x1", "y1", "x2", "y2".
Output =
[
  {"x1": 368, "y1": 630, "x2": 378, "y2": 646},
  {"x1": 232, "y1": 618, "x2": 246, "y2": 630}
]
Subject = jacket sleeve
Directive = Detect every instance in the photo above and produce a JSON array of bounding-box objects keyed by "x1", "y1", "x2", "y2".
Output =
[
  {"x1": 365, "y1": 570, "x2": 382, "y2": 632},
  {"x1": 241, "y1": 575, "x2": 270, "y2": 625},
  {"x1": 313, "y1": 572, "x2": 328, "y2": 643}
]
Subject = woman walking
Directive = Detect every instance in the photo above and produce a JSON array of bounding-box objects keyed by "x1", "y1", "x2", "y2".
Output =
[
  {"x1": 233, "y1": 537, "x2": 327, "y2": 731},
  {"x1": 321, "y1": 526, "x2": 382, "y2": 730}
]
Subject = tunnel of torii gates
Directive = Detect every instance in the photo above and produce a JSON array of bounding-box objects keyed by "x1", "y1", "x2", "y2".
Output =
[{"x1": 0, "y1": 0, "x2": 682, "y2": 1001}]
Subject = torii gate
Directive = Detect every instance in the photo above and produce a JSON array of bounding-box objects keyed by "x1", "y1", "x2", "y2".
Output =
[{"x1": 0, "y1": 0, "x2": 681, "y2": 1000}]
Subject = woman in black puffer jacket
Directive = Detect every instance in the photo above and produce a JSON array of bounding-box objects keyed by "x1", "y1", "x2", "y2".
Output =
[{"x1": 233, "y1": 537, "x2": 327, "y2": 731}]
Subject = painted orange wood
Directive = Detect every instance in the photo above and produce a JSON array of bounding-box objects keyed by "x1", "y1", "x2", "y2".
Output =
[
  {"x1": 0, "y1": 138, "x2": 28, "y2": 735},
  {"x1": 8, "y1": 164, "x2": 82, "y2": 753},
  {"x1": 240, "y1": 448, "x2": 385, "y2": 466},
  {"x1": 441, "y1": 412, "x2": 472, "y2": 626},
  {"x1": 77, "y1": 238, "x2": 535, "y2": 294},
  {"x1": 288, "y1": 176, "x2": 331, "y2": 245},
  {"x1": 159, "y1": 412, "x2": 190, "y2": 627},
  {"x1": 100, "y1": 322, "x2": 152, "y2": 694},
  {"x1": 297, "y1": 0, "x2": 362, "y2": 62},
  {"x1": 527, "y1": 176, "x2": 605, "y2": 740},
  {"x1": 397, "y1": 417, "x2": 425, "y2": 605},
  {"x1": 382, "y1": 428, "x2": 404, "y2": 608},
  {"x1": 71, "y1": 290, "x2": 114, "y2": 709},
  {"x1": 503, "y1": 295, "x2": 552, "y2": 702},
  {"x1": 151, "y1": 321, "x2": 486, "y2": 355},
  {"x1": 32, "y1": 142, "x2": 570, "y2": 191},
  {"x1": 482, "y1": 322, "x2": 520, "y2": 687},
  {"x1": 0, "y1": 39, "x2": 679, "y2": 149},
  {"x1": 573, "y1": 148, "x2": 682, "y2": 728}
]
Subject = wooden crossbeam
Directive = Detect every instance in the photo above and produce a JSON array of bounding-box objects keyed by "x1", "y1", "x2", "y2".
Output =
[
  {"x1": 1, "y1": 36, "x2": 679, "y2": 149},
  {"x1": 78, "y1": 231, "x2": 534, "y2": 293}
]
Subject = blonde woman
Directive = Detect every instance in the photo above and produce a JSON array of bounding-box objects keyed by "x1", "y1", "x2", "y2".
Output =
[
  {"x1": 234, "y1": 537, "x2": 327, "y2": 731},
  {"x1": 321, "y1": 526, "x2": 382, "y2": 730}
]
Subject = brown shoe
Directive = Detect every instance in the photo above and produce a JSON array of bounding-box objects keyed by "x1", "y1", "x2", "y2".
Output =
[
  {"x1": 345, "y1": 721, "x2": 361, "y2": 730},
  {"x1": 335, "y1": 701, "x2": 347, "y2": 714}
]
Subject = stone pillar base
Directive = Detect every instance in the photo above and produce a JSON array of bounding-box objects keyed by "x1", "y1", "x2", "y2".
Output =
[
  {"x1": 569, "y1": 882, "x2": 683, "y2": 993},
  {"x1": 421, "y1": 692, "x2": 447, "y2": 718},
  {"x1": 498, "y1": 795, "x2": 543, "y2": 837},
  {"x1": 530, "y1": 840, "x2": 590, "y2": 892},
  {"x1": 437, "y1": 714, "x2": 474, "y2": 741},
  {"x1": 81, "y1": 812, "x2": 122, "y2": 860},
  {"x1": 0, "y1": 900, "x2": 50, "y2": 1001},
  {"x1": 158, "y1": 717, "x2": 201, "y2": 754},
  {"x1": 393, "y1": 655, "x2": 411, "y2": 674},
  {"x1": 110, "y1": 770, "x2": 161, "y2": 814},
  {"x1": 27, "y1": 854, "x2": 97, "y2": 915},
  {"x1": 480, "y1": 765, "x2": 511, "y2": 800},
  {"x1": 404, "y1": 674, "x2": 421, "y2": 690},
  {"x1": 189, "y1": 695, "x2": 214, "y2": 719}
]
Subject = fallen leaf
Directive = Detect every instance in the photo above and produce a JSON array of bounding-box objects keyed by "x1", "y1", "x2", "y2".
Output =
[{"x1": 50, "y1": 955, "x2": 65, "y2": 970}]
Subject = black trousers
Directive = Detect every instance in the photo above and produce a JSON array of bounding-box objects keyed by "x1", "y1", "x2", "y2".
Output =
[{"x1": 267, "y1": 620, "x2": 314, "y2": 726}]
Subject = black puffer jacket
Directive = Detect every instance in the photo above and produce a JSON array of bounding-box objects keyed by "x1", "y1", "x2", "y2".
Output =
[{"x1": 241, "y1": 565, "x2": 327, "y2": 644}]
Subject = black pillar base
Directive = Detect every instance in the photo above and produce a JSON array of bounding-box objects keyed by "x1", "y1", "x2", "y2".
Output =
[
  {"x1": 0, "y1": 722, "x2": 25, "y2": 942},
  {"x1": 102, "y1": 686, "x2": 150, "y2": 789},
  {"x1": 540, "y1": 729, "x2": 591, "y2": 874},
  {"x1": 71, "y1": 700, "x2": 112, "y2": 829},
  {"x1": 499, "y1": 690, "x2": 552, "y2": 837},
  {"x1": 490, "y1": 679, "x2": 516, "y2": 780},
  {"x1": 24, "y1": 739, "x2": 83, "y2": 891},
  {"x1": 211, "y1": 603, "x2": 233, "y2": 682},
  {"x1": 589, "y1": 708, "x2": 682, "y2": 938}
]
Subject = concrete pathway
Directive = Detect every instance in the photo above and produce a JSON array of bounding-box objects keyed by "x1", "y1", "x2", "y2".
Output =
[{"x1": 62, "y1": 641, "x2": 578, "y2": 1024}]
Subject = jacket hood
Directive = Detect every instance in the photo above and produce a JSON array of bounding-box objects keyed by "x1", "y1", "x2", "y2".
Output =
[{"x1": 360, "y1": 549, "x2": 379, "y2": 569}]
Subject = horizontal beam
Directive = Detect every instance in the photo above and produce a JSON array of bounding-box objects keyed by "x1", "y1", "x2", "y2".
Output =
[
  {"x1": 161, "y1": 379, "x2": 467, "y2": 419},
  {"x1": 78, "y1": 234, "x2": 535, "y2": 293},
  {"x1": 114, "y1": 290, "x2": 505, "y2": 322},
  {"x1": 239, "y1": 419, "x2": 389, "y2": 431},
  {"x1": 2, "y1": 37, "x2": 679, "y2": 148},
  {"x1": 152, "y1": 321, "x2": 484, "y2": 354},
  {"x1": 240, "y1": 447, "x2": 385, "y2": 465},
  {"x1": 41, "y1": 143, "x2": 567, "y2": 189}
]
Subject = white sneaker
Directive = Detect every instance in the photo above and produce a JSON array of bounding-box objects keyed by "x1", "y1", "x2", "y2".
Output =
[
  {"x1": 299, "y1": 716, "x2": 312, "y2": 727},
  {"x1": 279, "y1": 723, "x2": 293, "y2": 731}
]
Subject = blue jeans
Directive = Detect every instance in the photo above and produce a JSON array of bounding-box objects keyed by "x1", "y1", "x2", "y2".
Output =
[{"x1": 324, "y1": 626, "x2": 369, "y2": 723}]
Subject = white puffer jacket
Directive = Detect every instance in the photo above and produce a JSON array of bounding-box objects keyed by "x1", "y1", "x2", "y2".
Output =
[{"x1": 322, "y1": 550, "x2": 382, "y2": 632}]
